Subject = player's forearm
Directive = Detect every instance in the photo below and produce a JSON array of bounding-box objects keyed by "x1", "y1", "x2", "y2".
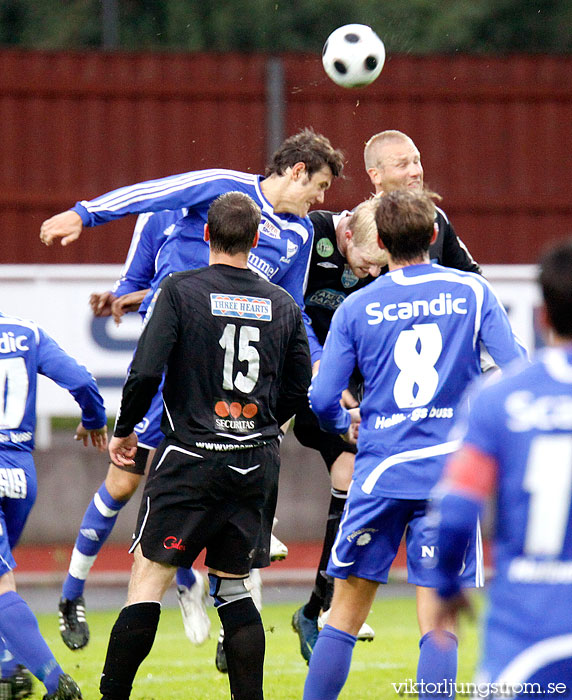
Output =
[
  {"x1": 308, "y1": 382, "x2": 351, "y2": 434},
  {"x1": 435, "y1": 493, "x2": 481, "y2": 598},
  {"x1": 69, "y1": 383, "x2": 107, "y2": 430},
  {"x1": 114, "y1": 372, "x2": 162, "y2": 437}
]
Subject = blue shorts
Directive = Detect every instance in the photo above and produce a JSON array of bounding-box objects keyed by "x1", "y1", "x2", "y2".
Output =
[
  {"x1": 134, "y1": 386, "x2": 164, "y2": 451},
  {"x1": 327, "y1": 482, "x2": 483, "y2": 587},
  {"x1": 0, "y1": 450, "x2": 37, "y2": 576}
]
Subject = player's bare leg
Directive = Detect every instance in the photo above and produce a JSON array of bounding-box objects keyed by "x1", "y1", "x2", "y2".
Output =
[{"x1": 303, "y1": 576, "x2": 378, "y2": 699}]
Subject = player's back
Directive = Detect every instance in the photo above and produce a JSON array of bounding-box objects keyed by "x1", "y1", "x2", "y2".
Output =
[
  {"x1": 336, "y1": 262, "x2": 523, "y2": 496},
  {"x1": 155, "y1": 264, "x2": 308, "y2": 448}
]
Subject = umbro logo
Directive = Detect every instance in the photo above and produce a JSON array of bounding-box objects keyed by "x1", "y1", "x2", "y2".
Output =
[{"x1": 80, "y1": 528, "x2": 100, "y2": 542}]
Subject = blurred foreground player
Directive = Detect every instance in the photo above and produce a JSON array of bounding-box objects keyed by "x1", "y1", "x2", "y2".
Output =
[
  {"x1": 99, "y1": 192, "x2": 311, "y2": 700},
  {"x1": 0, "y1": 311, "x2": 107, "y2": 700},
  {"x1": 435, "y1": 239, "x2": 572, "y2": 692},
  {"x1": 303, "y1": 189, "x2": 526, "y2": 700}
]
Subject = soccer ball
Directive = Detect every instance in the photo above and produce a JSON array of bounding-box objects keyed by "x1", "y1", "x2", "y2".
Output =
[{"x1": 322, "y1": 24, "x2": 385, "y2": 89}]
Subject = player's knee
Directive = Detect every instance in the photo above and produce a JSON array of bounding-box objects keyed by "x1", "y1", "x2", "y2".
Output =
[
  {"x1": 208, "y1": 574, "x2": 253, "y2": 609},
  {"x1": 105, "y1": 465, "x2": 141, "y2": 500},
  {"x1": 330, "y1": 452, "x2": 355, "y2": 490}
]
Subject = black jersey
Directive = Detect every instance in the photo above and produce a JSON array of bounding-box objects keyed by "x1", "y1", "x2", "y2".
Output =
[
  {"x1": 430, "y1": 206, "x2": 481, "y2": 275},
  {"x1": 305, "y1": 211, "x2": 374, "y2": 346},
  {"x1": 114, "y1": 264, "x2": 312, "y2": 449},
  {"x1": 305, "y1": 207, "x2": 480, "y2": 347}
]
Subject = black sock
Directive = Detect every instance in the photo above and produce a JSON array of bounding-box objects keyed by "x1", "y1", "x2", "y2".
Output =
[
  {"x1": 217, "y1": 597, "x2": 265, "y2": 700},
  {"x1": 100, "y1": 602, "x2": 161, "y2": 700},
  {"x1": 303, "y1": 489, "x2": 346, "y2": 619}
]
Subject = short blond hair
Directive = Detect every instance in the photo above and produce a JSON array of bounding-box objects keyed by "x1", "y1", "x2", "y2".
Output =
[
  {"x1": 364, "y1": 130, "x2": 417, "y2": 170},
  {"x1": 348, "y1": 199, "x2": 388, "y2": 266}
]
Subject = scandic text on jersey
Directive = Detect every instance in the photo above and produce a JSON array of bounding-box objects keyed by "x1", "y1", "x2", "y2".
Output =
[
  {"x1": 366, "y1": 292, "x2": 467, "y2": 325},
  {"x1": 210, "y1": 294, "x2": 273, "y2": 322}
]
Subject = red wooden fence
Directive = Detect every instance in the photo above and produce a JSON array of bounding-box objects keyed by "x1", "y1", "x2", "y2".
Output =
[{"x1": 1, "y1": 50, "x2": 570, "y2": 264}]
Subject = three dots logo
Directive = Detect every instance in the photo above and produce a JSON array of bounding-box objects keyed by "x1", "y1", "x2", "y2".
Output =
[{"x1": 214, "y1": 400, "x2": 258, "y2": 419}]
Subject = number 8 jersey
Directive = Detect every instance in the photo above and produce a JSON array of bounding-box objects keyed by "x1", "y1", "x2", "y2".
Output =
[{"x1": 309, "y1": 262, "x2": 528, "y2": 499}]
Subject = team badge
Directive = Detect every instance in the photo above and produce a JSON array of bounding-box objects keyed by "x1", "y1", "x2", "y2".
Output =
[
  {"x1": 341, "y1": 265, "x2": 359, "y2": 288},
  {"x1": 316, "y1": 237, "x2": 334, "y2": 257},
  {"x1": 210, "y1": 294, "x2": 272, "y2": 321}
]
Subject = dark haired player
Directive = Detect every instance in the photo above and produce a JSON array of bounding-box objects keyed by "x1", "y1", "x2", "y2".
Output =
[
  {"x1": 41, "y1": 129, "x2": 344, "y2": 650},
  {"x1": 99, "y1": 192, "x2": 312, "y2": 700},
  {"x1": 434, "y1": 239, "x2": 572, "y2": 691},
  {"x1": 292, "y1": 184, "x2": 482, "y2": 662},
  {"x1": 303, "y1": 189, "x2": 526, "y2": 699}
]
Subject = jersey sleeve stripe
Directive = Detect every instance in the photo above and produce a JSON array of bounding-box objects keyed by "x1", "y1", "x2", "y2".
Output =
[{"x1": 83, "y1": 170, "x2": 257, "y2": 213}]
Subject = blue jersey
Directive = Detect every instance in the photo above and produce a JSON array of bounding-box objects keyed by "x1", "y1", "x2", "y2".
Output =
[
  {"x1": 112, "y1": 209, "x2": 185, "y2": 298},
  {"x1": 0, "y1": 313, "x2": 106, "y2": 452},
  {"x1": 463, "y1": 347, "x2": 572, "y2": 582},
  {"x1": 72, "y1": 168, "x2": 320, "y2": 359},
  {"x1": 437, "y1": 346, "x2": 572, "y2": 683},
  {"x1": 309, "y1": 263, "x2": 527, "y2": 499}
]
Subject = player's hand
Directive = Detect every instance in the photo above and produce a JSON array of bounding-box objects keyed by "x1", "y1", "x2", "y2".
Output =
[
  {"x1": 342, "y1": 407, "x2": 361, "y2": 444},
  {"x1": 40, "y1": 210, "x2": 83, "y2": 247},
  {"x1": 111, "y1": 289, "x2": 149, "y2": 325},
  {"x1": 312, "y1": 359, "x2": 320, "y2": 377},
  {"x1": 90, "y1": 291, "x2": 116, "y2": 317},
  {"x1": 341, "y1": 388, "x2": 359, "y2": 409},
  {"x1": 74, "y1": 423, "x2": 108, "y2": 452},
  {"x1": 109, "y1": 434, "x2": 138, "y2": 467}
]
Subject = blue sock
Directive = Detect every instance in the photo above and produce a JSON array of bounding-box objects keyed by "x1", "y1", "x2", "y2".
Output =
[
  {"x1": 176, "y1": 567, "x2": 197, "y2": 589},
  {"x1": 303, "y1": 624, "x2": 357, "y2": 700},
  {"x1": 62, "y1": 483, "x2": 127, "y2": 600},
  {"x1": 0, "y1": 635, "x2": 19, "y2": 677},
  {"x1": 417, "y1": 630, "x2": 458, "y2": 699},
  {"x1": 0, "y1": 592, "x2": 63, "y2": 694}
]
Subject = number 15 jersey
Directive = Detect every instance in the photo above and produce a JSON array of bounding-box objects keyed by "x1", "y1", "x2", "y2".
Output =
[
  {"x1": 309, "y1": 262, "x2": 528, "y2": 499},
  {"x1": 114, "y1": 264, "x2": 312, "y2": 450}
]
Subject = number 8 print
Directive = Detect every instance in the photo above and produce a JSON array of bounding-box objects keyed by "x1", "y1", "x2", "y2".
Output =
[{"x1": 393, "y1": 323, "x2": 442, "y2": 409}]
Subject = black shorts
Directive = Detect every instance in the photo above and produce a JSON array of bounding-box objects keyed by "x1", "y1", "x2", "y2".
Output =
[
  {"x1": 130, "y1": 439, "x2": 280, "y2": 575},
  {"x1": 115, "y1": 444, "x2": 152, "y2": 476},
  {"x1": 293, "y1": 401, "x2": 356, "y2": 472}
]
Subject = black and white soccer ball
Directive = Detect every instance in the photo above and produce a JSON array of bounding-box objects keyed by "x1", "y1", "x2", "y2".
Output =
[{"x1": 322, "y1": 24, "x2": 385, "y2": 88}]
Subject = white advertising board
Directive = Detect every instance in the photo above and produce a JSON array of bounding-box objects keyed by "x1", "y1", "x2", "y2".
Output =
[{"x1": 0, "y1": 264, "x2": 541, "y2": 441}]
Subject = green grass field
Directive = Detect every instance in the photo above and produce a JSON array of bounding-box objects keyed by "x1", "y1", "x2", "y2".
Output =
[{"x1": 30, "y1": 594, "x2": 483, "y2": 699}]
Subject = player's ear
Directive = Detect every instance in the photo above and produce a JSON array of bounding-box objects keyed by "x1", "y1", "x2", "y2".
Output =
[
  {"x1": 430, "y1": 222, "x2": 438, "y2": 245},
  {"x1": 366, "y1": 167, "x2": 382, "y2": 188},
  {"x1": 291, "y1": 162, "x2": 307, "y2": 180},
  {"x1": 538, "y1": 304, "x2": 554, "y2": 344},
  {"x1": 252, "y1": 231, "x2": 260, "y2": 249},
  {"x1": 204, "y1": 223, "x2": 210, "y2": 242}
]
